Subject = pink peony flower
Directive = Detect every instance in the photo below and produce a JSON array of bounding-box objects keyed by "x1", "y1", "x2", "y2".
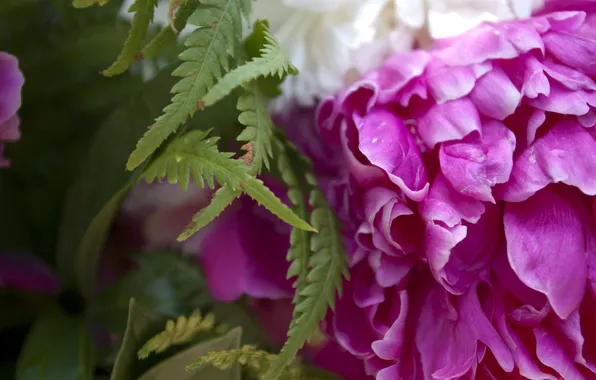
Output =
[
  {"x1": 0, "y1": 52, "x2": 24, "y2": 167},
  {"x1": 315, "y1": 7, "x2": 596, "y2": 379}
]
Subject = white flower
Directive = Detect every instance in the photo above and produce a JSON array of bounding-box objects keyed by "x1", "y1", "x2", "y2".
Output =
[{"x1": 400, "y1": 0, "x2": 546, "y2": 39}]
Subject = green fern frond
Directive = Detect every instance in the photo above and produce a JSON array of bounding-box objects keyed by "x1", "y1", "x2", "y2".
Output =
[
  {"x1": 201, "y1": 21, "x2": 297, "y2": 108},
  {"x1": 126, "y1": 0, "x2": 246, "y2": 170},
  {"x1": 102, "y1": 0, "x2": 158, "y2": 76},
  {"x1": 142, "y1": 130, "x2": 315, "y2": 232},
  {"x1": 73, "y1": 0, "x2": 109, "y2": 8},
  {"x1": 187, "y1": 345, "x2": 301, "y2": 379},
  {"x1": 177, "y1": 186, "x2": 241, "y2": 242},
  {"x1": 138, "y1": 310, "x2": 216, "y2": 359},
  {"x1": 141, "y1": 0, "x2": 198, "y2": 59},
  {"x1": 263, "y1": 146, "x2": 350, "y2": 379},
  {"x1": 273, "y1": 136, "x2": 311, "y2": 320},
  {"x1": 236, "y1": 83, "x2": 275, "y2": 172}
]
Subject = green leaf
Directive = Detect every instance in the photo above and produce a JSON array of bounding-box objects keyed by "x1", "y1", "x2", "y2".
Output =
[
  {"x1": 141, "y1": 130, "x2": 315, "y2": 233},
  {"x1": 177, "y1": 186, "x2": 241, "y2": 241},
  {"x1": 102, "y1": 0, "x2": 159, "y2": 76},
  {"x1": 200, "y1": 20, "x2": 297, "y2": 108},
  {"x1": 126, "y1": 0, "x2": 246, "y2": 170},
  {"x1": 56, "y1": 70, "x2": 180, "y2": 295},
  {"x1": 73, "y1": 0, "x2": 110, "y2": 8},
  {"x1": 236, "y1": 83, "x2": 275, "y2": 173},
  {"x1": 98, "y1": 253, "x2": 211, "y2": 333},
  {"x1": 136, "y1": 327, "x2": 242, "y2": 380},
  {"x1": 110, "y1": 299, "x2": 170, "y2": 380},
  {"x1": 16, "y1": 310, "x2": 95, "y2": 380},
  {"x1": 263, "y1": 149, "x2": 350, "y2": 379}
]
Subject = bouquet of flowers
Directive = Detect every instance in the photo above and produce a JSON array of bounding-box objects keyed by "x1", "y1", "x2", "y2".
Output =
[{"x1": 1, "y1": 0, "x2": 595, "y2": 379}]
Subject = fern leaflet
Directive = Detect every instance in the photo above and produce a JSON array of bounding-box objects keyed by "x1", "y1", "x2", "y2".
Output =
[
  {"x1": 138, "y1": 310, "x2": 216, "y2": 359},
  {"x1": 236, "y1": 83, "x2": 275, "y2": 173},
  {"x1": 140, "y1": 1, "x2": 198, "y2": 59},
  {"x1": 126, "y1": 0, "x2": 245, "y2": 170},
  {"x1": 201, "y1": 21, "x2": 297, "y2": 108},
  {"x1": 102, "y1": 0, "x2": 158, "y2": 76},
  {"x1": 187, "y1": 345, "x2": 301, "y2": 379},
  {"x1": 263, "y1": 151, "x2": 350, "y2": 379},
  {"x1": 142, "y1": 130, "x2": 315, "y2": 232},
  {"x1": 177, "y1": 186, "x2": 241, "y2": 242},
  {"x1": 273, "y1": 136, "x2": 311, "y2": 324}
]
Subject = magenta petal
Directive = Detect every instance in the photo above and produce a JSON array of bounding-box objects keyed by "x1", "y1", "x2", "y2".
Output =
[
  {"x1": 374, "y1": 50, "x2": 430, "y2": 104},
  {"x1": 418, "y1": 98, "x2": 482, "y2": 149},
  {"x1": 0, "y1": 53, "x2": 24, "y2": 125},
  {"x1": 0, "y1": 252, "x2": 60, "y2": 295},
  {"x1": 504, "y1": 188, "x2": 587, "y2": 319},
  {"x1": 199, "y1": 214, "x2": 250, "y2": 301},
  {"x1": 333, "y1": 279, "x2": 377, "y2": 357},
  {"x1": 526, "y1": 82, "x2": 591, "y2": 115},
  {"x1": 543, "y1": 26, "x2": 596, "y2": 77},
  {"x1": 369, "y1": 253, "x2": 415, "y2": 288},
  {"x1": 357, "y1": 108, "x2": 428, "y2": 200},
  {"x1": 416, "y1": 284, "x2": 513, "y2": 379},
  {"x1": 501, "y1": 120, "x2": 596, "y2": 202},
  {"x1": 493, "y1": 285, "x2": 558, "y2": 380},
  {"x1": 440, "y1": 121, "x2": 515, "y2": 203},
  {"x1": 520, "y1": 56, "x2": 550, "y2": 99},
  {"x1": 441, "y1": 203, "x2": 500, "y2": 294},
  {"x1": 542, "y1": 60, "x2": 596, "y2": 91},
  {"x1": 433, "y1": 24, "x2": 519, "y2": 66},
  {"x1": 426, "y1": 64, "x2": 477, "y2": 103},
  {"x1": 469, "y1": 67, "x2": 521, "y2": 120},
  {"x1": 371, "y1": 290, "x2": 408, "y2": 361},
  {"x1": 534, "y1": 327, "x2": 586, "y2": 379}
]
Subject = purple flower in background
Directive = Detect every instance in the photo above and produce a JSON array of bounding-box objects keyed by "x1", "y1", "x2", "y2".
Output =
[
  {"x1": 122, "y1": 179, "x2": 293, "y2": 302},
  {"x1": 0, "y1": 52, "x2": 24, "y2": 167},
  {"x1": 314, "y1": 6, "x2": 596, "y2": 379},
  {"x1": 0, "y1": 252, "x2": 60, "y2": 296}
]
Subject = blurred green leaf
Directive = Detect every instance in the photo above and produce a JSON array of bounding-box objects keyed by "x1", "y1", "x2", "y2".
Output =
[
  {"x1": 137, "y1": 327, "x2": 242, "y2": 380},
  {"x1": 110, "y1": 299, "x2": 168, "y2": 380},
  {"x1": 56, "y1": 71, "x2": 179, "y2": 295},
  {"x1": 16, "y1": 309, "x2": 95, "y2": 380},
  {"x1": 97, "y1": 252, "x2": 211, "y2": 333}
]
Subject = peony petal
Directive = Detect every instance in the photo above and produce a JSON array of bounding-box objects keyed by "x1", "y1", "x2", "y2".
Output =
[
  {"x1": 534, "y1": 327, "x2": 586, "y2": 379},
  {"x1": 504, "y1": 187, "x2": 587, "y2": 319},
  {"x1": 440, "y1": 121, "x2": 515, "y2": 203},
  {"x1": 493, "y1": 284, "x2": 558, "y2": 380},
  {"x1": 418, "y1": 98, "x2": 482, "y2": 148},
  {"x1": 433, "y1": 24, "x2": 519, "y2": 66},
  {"x1": 426, "y1": 64, "x2": 477, "y2": 103},
  {"x1": 440, "y1": 203, "x2": 500, "y2": 294},
  {"x1": 374, "y1": 50, "x2": 430, "y2": 104},
  {"x1": 543, "y1": 25, "x2": 596, "y2": 77},
  {"x1": 501, "y1": 120, "x2": 596, "y2": 202},
  {"x1": 520, "y1": 55, "x2": 550, "y2": 99},
  {"x1": 469, "y1": 67, "x2": 521, "y2": 120},
  {"x1": 333, "y1": 276, "x2": 378, "y2": 357},
  {"x1": 526, "y1": 82, "x2": 591, "y2": 115},
  {"x1": 416, "y1": 283, "x2": 513, "y2": 379},
  {"x1": 368, "y1": 252, "x2": 415, "y2": 288},
  {"x1": 371, "y1": 290, "x2": 409, "y2": 361},
  {"x1": 357, "y1": 108, "x2": 429, "y2": 200}
]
